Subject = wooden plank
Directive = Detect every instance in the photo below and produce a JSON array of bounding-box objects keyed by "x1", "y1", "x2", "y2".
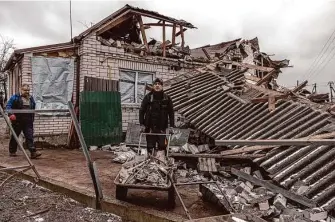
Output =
[
  {"x1": 137, "y1": 15, "x2": 149, "y2": 53},
  {"x1": 215, "y1": 139, "x2": 335, "y2": 146},
  {"x1": 292, "y1": 80, "x2": 308, "y2": 93},
  {"x1": 230, "y1": 168, "x2": 317, "y2": 208},
  {"x1": 220, "y1": 59, "x2": 273, "y2": 72},
  {"x1": 162, "y1": 21, "x2": 166, "y2": 57},
  {"x1": 244, "y1": 74, "x2": 261, "y2": 82},
  {"x1": 180, "y1": 25, "x2": 185, "y2": 49},
  {"x1": 201, "y1": 48, "x2": 211, "y2": 60},
  {"x1": 220, "y1": 132, "x2": 335, "y2": 156},
  {"x1": 176, "y1": 28, "x2": 187, "y2": 37},
  {"x1": 250, "y1": 94, "x2": 290, "y2": 103},
  {"x1": 169, "y1": 153, "x2": 265, "y2": 159},
  {"x1": 256, "y1": 70, "x2": 277, "y2": 86},
  {"x1": 245, "y1": 82, "x2": 283, "y2": 96},
  {"x1": 172, "y1": 24, "x2": 176, "y2": 46},
  {"x1": 198, "y1": 158, "x2": 204, "y2": 171},
  {"x1": 268, "y1": 95, "x2": 276, "y2": 111},
  {"x1": 143, "y1": 23, "x2": 174, "y2": 27},
  {"x1": 96, "y1": 10, "x2": 133, "y2": 35},
  {"x1": 211, "y1": 158, "x2": 217, "y2": 172},
  {"x1": 203, "y1": 158, "x2": 208, "y2": 171}
]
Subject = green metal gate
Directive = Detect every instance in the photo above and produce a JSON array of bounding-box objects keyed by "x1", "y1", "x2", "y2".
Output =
[{"x1": 80, "y1": 91, "x2": 122, "y2": 147}]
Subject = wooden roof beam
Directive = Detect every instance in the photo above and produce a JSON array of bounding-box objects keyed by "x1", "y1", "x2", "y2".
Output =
[{"x1": 96, "y1": 9, "x2": 133, "y2": 35}]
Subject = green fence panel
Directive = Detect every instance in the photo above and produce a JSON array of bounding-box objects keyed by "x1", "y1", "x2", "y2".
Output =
[{"x1": 80, "y1": 91, "x2": 122, "y2": 147}]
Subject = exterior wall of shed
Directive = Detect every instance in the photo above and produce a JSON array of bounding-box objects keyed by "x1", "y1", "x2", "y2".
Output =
[{"x1": 78, "y1": 32, "x2": 194, "y2": 132}]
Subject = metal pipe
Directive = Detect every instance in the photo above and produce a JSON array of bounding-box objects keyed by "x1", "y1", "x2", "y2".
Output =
[
  {"x1": 0, "y1": 106, "x2": 41, "y2": 180},
  {"x1": 5, "y1": 109, "x2": 69, "y2": 113}
]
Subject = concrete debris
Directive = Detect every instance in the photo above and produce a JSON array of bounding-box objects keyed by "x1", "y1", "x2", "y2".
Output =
[
  {"x1": 118, "y1": 158, "x2": 170, "y2": 187},
  {"x1": 274, "y1": 194, "x2": 287, "y2": 211},
  {"x1": 112, "y1": 150, "x2": 137, "y2": 164},
  {"x1": 179, "y1": 143, "x2": 210, "y2": 154},
  {"x1": 303, "y1": 208, "x2": 328, "y2": 221}
]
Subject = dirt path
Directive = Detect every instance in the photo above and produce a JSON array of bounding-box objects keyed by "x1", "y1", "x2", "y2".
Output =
[{"x1": 0, "y1": 172, "x2": 122, "y2": 222}]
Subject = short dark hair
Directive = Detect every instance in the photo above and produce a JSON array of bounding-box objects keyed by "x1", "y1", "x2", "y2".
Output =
[{"x1": 21, "y1": 84, "x2": 30, "y2": 89}]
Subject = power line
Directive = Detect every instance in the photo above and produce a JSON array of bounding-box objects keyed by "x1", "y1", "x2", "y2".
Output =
[
  {"x1": 302, "y1": 27, "x2": 335, "y2": 80},
  {"x1": 310, "y1": 46, "x2": 335, "y2": 78}
]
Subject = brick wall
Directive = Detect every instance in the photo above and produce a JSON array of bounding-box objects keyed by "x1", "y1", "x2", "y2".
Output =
[{"x1": 79, "y1": 32, "x2": 194, "y2": 132}]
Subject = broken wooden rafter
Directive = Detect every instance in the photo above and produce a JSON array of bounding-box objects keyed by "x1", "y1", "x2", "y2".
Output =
[
  {"x1": 172, "y1": 24, "x2": 176, "y2": 46},
  {"x1": 176, "y1": 28, "x2": 187, "y2": 37},
  {"x1": 96, "y1": 10, "x2": 133, "y2": 35},
  {"x1": 137, "y1": 15, "x2": 149, "y2": 53},
  {"x1": 256, "y1": 70, "x2": 277, "y2": 86},
  {"x1": 220, "y1": 132, "x2": 335, "y2": 156},
  {"x1": 230, "y1": 168, "x2": 317, "y2": 208},
  {"x1": 162, "y1": 21, "x2": 166, "y2": 57},
  {"x1": 245, "y1": 83, "x2": 283, "y2": 96},
  {"x1": 215, "y1": 139, "x2": 335, "y2": 146},
  {"x1": 220, "y1": 59, "x2": 274, "y2": 72},
  {"x1": 169, "y1": 153, "x2": 264, "y2": 159},
  {"x1": 250, "y1": 94, "x2": 291, "y2": 103},
  {"x1": 201, "y1": 48, "x2": 211, "y2": 60},
  {"x1": 143, "y1": 22, "x2": 174, "y2": 27},
  {"x1": 179, "y1": 25, "x2": 185, "y2": 49},
  {"x1": 292, "y1": 80, "x2": 308, "y2": 93}
]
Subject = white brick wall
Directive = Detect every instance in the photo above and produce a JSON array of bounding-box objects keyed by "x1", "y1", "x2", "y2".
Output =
[{"x1": 34, "y1": 115, "x2": 71, "y2": 135}]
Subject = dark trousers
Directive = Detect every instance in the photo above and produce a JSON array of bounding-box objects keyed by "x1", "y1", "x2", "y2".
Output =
[
  {"x1": 9, "y1": 122, "x2": 36, "y2": 154},
  {"x1": 146, "y1": 128, "x2": 167, "y2": 153}
]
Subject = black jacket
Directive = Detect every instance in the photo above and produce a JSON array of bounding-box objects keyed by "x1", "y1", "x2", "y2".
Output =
[{"x1": 139, "y1": 91, "x2": 175, "y2": 130}]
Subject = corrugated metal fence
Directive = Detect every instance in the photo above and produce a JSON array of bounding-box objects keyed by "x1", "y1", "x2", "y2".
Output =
[{"x1": 80, "y1": 91, "x2": 122, "y2": 146}]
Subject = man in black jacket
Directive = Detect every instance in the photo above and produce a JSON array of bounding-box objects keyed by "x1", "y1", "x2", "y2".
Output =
[{"x1": 139, "y1": 78, "x2": 174, "y2": 160}]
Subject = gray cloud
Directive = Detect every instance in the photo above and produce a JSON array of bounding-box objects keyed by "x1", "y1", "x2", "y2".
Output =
[{"x1": 1, "y1": 0, "x2": 335, "y2": 93}]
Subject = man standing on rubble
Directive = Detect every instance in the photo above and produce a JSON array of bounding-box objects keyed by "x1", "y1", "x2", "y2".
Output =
[
  {"x1": 6, "y1": 84, "x2": 41, "y2": 159},
  {"x1": 139, "y1": 78, "x2": 175, "y2": 161}
]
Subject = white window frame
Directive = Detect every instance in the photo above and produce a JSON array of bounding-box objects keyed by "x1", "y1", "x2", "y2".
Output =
[{"x1": 119, "y1": 69, "x2": 155, "y2": 104}]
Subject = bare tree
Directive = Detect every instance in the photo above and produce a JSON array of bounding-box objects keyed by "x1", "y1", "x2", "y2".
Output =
[
  {"x1": 77, "y1": 20, "x2": 95, "y2": 29},
  {"x1": 0, "y1": 34, "x2": 15, "y2": 101}
]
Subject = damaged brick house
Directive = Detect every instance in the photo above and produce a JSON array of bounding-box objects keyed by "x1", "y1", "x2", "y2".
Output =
[
  {"x1": 3, "y1": 5, "x2": 204, "y2": 143},
  {"x1": 3, "y1": 4, "x2": 293, "y2": 146}
]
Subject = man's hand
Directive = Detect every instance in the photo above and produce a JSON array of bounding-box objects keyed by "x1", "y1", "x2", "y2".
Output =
[{"x1": 9, "y1": 115, "x2": 16, "y2": 122}]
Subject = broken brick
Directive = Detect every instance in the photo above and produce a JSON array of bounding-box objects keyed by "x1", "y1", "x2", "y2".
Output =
[
  {"x1": 258, "y1": 200, "x2": 270, "y2": 211},
  {"x1": 303, "y1": 208, "x2": 328, "y2": 221},
  {"x1": 274, "y1": 194, "x2": 287, "y2": 210}
]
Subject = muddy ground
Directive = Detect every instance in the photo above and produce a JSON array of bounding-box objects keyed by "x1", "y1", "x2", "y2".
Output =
[{"x1": 0, "y1": 172, "x2": 122, "y2": 222}]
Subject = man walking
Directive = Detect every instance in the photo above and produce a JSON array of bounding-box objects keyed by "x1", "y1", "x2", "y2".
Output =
[
  {"x1": 139, "y1": 78, "x2": 174, "y2": 161},
  {"x1": 6, "y1": 84, "x2": 41, "y2": 159}
]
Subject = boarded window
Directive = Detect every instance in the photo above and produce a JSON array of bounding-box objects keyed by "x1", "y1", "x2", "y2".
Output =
[
  {"x1": 31, "y1": 56, "x2": 74, "y2": 111},
  {"x1": 119, "y1": 70, "x2": 153, "y2": 104}
]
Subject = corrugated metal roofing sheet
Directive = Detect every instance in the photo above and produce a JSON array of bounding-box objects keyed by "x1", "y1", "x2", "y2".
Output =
[{"x1": 165, "y1": 70, "x2": 335, "y2": 211}]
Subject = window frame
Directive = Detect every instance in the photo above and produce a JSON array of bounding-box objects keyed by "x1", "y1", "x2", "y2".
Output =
[{"x1": 119, "y1": 69, "x2": 155, "y2": 104}]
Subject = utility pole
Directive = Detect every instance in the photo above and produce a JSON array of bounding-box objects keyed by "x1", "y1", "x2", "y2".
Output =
[
  {"x1": 328, "y1": 81, "x2": 335, "y2": 103},
  {"x1": 312, "y1": 83, "x2": 317, "y2": 94},
  {"x1": 297, "y1": 80, "x2": 299, "y2": 86}
]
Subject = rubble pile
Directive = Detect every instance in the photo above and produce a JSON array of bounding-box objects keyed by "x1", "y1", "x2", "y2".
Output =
[
  {"x1": 117, "y1": 158, "x2": 171, "y2": 188},
  {"x1": 200, "y1": 167, "x2": 331, "y2": 222}
]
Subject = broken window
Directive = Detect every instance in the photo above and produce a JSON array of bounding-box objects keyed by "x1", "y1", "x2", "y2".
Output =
[{"x1": 119, "y1": 70, "x2": 153, "y2": 104}]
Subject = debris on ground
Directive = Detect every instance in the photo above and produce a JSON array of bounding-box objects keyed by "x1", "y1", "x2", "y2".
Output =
[
  {"x1": 0, "y1": 173, "x2": 122, "y2": 222},
  {"x1": 117, "y1": 157, "x2": 171, "y2": 187}
]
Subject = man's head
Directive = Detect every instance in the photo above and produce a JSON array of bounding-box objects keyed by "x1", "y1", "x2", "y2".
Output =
[
  {"x1": 153, "y1": 78, "x2": 163, "y2": 92},
  {"x1": 20, "y1": 84, "x2": 30, "y2": 98}
]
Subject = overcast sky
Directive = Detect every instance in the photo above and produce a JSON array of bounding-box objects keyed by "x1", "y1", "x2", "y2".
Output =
[{"x1": 1, "y1": 0, "x2": 335, "y2": 93}]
